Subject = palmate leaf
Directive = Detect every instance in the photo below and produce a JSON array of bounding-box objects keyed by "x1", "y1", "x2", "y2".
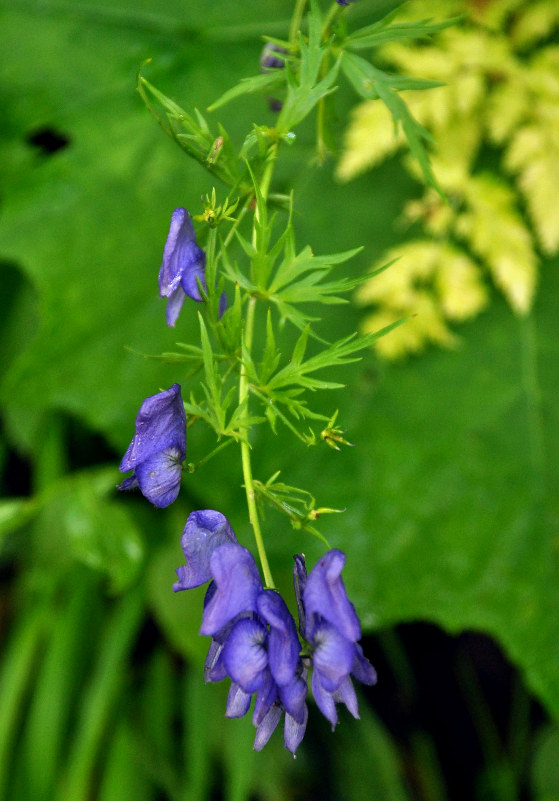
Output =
[
  {"x1": 276, "y1": 0, "x2": 340, "y2": 132},
  {"x1": 265, "y1": 320, "x2": 406, "y2": 392}
]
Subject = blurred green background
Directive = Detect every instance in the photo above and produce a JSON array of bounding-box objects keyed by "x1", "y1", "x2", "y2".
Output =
[{"x1": 1, "y1": 0, "x2": 558, "y2": 799}]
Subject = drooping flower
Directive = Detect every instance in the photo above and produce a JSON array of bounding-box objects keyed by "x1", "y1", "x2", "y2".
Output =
[
  {"x1": 294, "y1": 550, "x2": 377, "y2": 729},
  {"x1": 173, "y1": 510, "x2": 238, "y2": 591},
  {"x1": 118, "y1": 383, "x2": 186, "y2": 507},
  {"x1": 174, "y1": 510, "x2": 308, "y2": 754},
  {"x1": 158, "y1": 208, "x2": 206, "y2": 327}
]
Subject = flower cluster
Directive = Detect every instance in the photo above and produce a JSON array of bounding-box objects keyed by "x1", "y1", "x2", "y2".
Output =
[
  {"x1": 118, "y1": 207, "x2": 376, "y2": 755},
  {"x1": 174, "y1": 510, "x2": 376, "y2": 754}
]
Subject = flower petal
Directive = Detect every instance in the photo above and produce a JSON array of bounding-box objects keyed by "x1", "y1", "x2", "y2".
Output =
[
  {"x1": 119, "y1": 384, "x2": 186, "y2": 471},
  {"x1": 311, "y1": 621, "x2": 355, "y2": 692},
  {"x1": 223, "y1": 618, "x2": 268, "y2": 693},
  {"x1": 284, "y1": 705, "x2": 308, "y2": 755},
  {"x1": 351, "y1": 643, "x2": 378, "y2": 686},
  {"x1": 311, "y1": 668, "x2": 338, "y2": 729},
  {"x1": 303, "y1": 549, "x2": 361, "y2": 642},
  {"x1": 252, "y1": 671, "x2": 278, "y2": 727},
  {"x1": 158, "y1": 208, "x2": 205, "y2": 299},
  {"x1": 204, "y1": 637, "x2": 227, "y2": 683},
  {"x1": 333, "y1": 676, "x2": 359, "y2": 719},
  {"x1": 226, "y1": 682, "x2": 252, "y2": 719},
  {"x1": 134, "y1": 447, "x2": 183, "y2": 507},
  {"x1": 278, "y1": 675, "x2": 307, "y2": 724},
  {"x1": 200, "y1": 544, "x2": 262, "y2": 636},
  {"x1": 257, "y1": 590, "x2": 300, "y2": 687},
  {"x1": 174, "y1": 510, "x2": 238, "y2": 591},
  {"x1": 292, "y1": 554, "x2": 307, "y2": 638},
  {"x1": 165, "y1": 286, "x2": 186, "y2": 328},
  {"x1": 254, "y1": 704, "x2": 283, "y2": 752}
]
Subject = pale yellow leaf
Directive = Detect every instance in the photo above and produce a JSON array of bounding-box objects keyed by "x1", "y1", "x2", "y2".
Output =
[
  {"x1": 457, "y1": 176, "x2": 538, "y2": 313},
  {"x1": 511, "y1": 1, "x2": 559, "y2": 47},
  {"x1": 434, "y1": 245, "x2": 488, "y2": 321},
  {"x1": 506, "y1": 124, "x2": 559, "y2": 254},
  {"x1": 485, "y1": 80, "x2": 529, "y2": 144},
  {"x1": 336, "y1": 100, "x2": 402, "y2": 182}
]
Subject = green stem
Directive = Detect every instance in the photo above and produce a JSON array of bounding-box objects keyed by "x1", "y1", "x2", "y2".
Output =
[
  {"x1": 289, "y1": 0, "x2": 308, "y2": 46},
  {"x1": 186, "y1": 438, "x2": 235, "y2": 474},
  {"x1": 239, "y1": 297, "x2": 275, "y2": 589},
  {"x1": 204, "y1": 225, "x2": 218, "y2": 292},
  {"x1": 223, "y1": 196, "x2": 251, "y2": 249},
  {"x1": 238, "y1": 142, "x2": 279, "y2": 588},
  {"x1": 259, "y1": 142, "x2": 279, "y2": 208},
  {"x1": 322, "y1": 3, "x2": 342, "y2": 38}
]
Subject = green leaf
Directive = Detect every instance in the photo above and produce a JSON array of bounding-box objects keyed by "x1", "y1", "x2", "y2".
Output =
[
  {"x1": 207, "y1": 71, "x2": 285, "y2": 113},
  {"x1": 266, "y1": 323, "x2": 405, "y2": 392},
  {"x1": 276, "y1": 1, "x2": 340, "y2": 132},
  {"x1": 347, "y1": 12, "x2": 463, "y2": 51},
  {"x1": 53, "y1": 588, "x2": 144, "y2": 801},
  {"x1": 341, "y1": 52, "x2": 442, "y2": 195},
  {"x1": 63, "y1": 482, "x2": 144, "y2": 593},
  {"x1": 0, "y1": 606, "x2": 49, "y2": 801},
  {"x1": 258, "y1": 309, "x2": 281, "y2": 385},
  {"x1": 138, "y1": 71, "x2": 242, "y2": 188},
  {"x1": 0, "y1": 498, "x2": 38, "y2": 547}
]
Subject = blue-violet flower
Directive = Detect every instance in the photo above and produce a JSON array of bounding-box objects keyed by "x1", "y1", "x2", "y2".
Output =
[
  {"x1": 294, "y1": 550, "x2": 377, "y2": 729},
  {"x1": 118, "y1": 383, "x2": 186, "y2": 507},
  {"x1": 174, "y1": 510, "x2": 308, "y2": 753},
  {"x1": 159, "y1": 208, "x2": 206, "y2": 327}
]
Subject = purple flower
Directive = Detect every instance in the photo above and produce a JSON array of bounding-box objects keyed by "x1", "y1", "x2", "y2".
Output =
[
  {"x1": 173, "y1": 510, "x2": 308, "y2": 754},
  {"x1": 294, "y1": 551, "x2": 377, "y2": 729},
  {"x1": 260, "y1": 42, "x2": 286, "y2": 72},
  {"x1": 159, "y1": 208, "x2": 206, "y2": 327},
  {"x1": 336, "y1": 0, "x2": 355, "y2": 5},
  {"x1": 118, "y1": 383, "x2": 186, "y2": 507},
  {"x1": 222, "y1": 590, "x2": 308, "y2": 754},
  {"x1": 174, "y1": 510, "x2": 238, "y2": 591}
]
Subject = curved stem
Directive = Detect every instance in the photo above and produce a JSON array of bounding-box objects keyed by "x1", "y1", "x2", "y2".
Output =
[
  {"x1": 239, "y1": 297, "x2": 275, "y2": 588},
  {"x1": 259, "y1": 142, "x2": 279, "y2": 210},
  {"x1": 238, "y1": 142, "x2": 279, "y2": 589}
]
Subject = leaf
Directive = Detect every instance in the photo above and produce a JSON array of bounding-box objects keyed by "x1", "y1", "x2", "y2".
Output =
[
  {"x1": 276, "y1": 1, "x2": 341, "y2": 132},
  {"x1": 138, "y1": 73, "x2": 242, "y2": 188},
  {"x1": 347, "y1": 10, "x2": 462, "y2": 51},
  {"x1": 266, "y1": 323, "x2": 405, "y2": 392},
  {"x1": 341, "y1": 52, "x2": 442, "y2": 194},
  {"x1": 207, "y1": 71, "x2": 285, "y2": 112},
  {"x1": 0, "y1": 0, "x2": 271, "y2": 456}
]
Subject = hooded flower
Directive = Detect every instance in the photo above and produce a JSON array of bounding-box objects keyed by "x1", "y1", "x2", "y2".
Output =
[
  {"x1": 118, "y1": 383, "x2": 186, "y2": 507},
  {"x1": 159, "y1": 208, "x2": 206, "y2": 327},
  {"x1": 294, "y1": 550, "x2": 377, "y2": 729},
  {"x1": 173, "y1": 510, "x2": 308, "y2": 754},
  {"x1": 173, "y1": 510, "x2": 238, "y2": 591}
]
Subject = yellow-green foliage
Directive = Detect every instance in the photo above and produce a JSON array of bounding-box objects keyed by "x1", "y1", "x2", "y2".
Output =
[{"x1": 339, "y1": 0, "x2": 559, "y2": 358}]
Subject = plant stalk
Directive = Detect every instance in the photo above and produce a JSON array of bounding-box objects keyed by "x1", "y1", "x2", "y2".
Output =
[{"x1": 239, "y1": 296, "x2": 275, "y2": 588}]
